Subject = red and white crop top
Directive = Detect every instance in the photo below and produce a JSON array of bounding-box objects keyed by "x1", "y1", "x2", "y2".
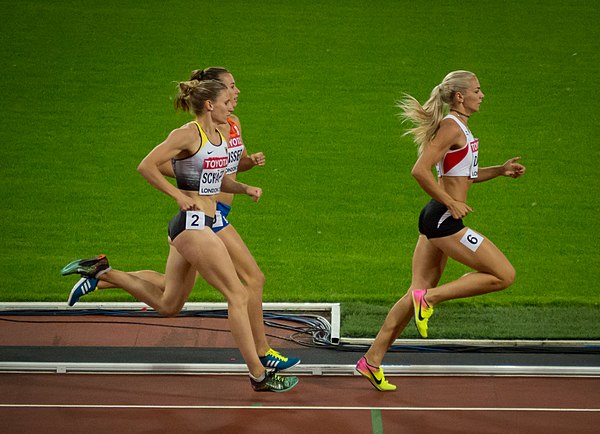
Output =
[{"x1": 435, "y1": 114, "x2": 479, "y2": 179}]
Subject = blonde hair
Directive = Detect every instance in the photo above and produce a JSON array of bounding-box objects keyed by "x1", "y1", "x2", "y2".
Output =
[
  {"x1": 398, "y1": 70, "x2": 476, "y2": 154},
  {"x1": 174, "y1": 79, "x2": 227, "y2": 115}
]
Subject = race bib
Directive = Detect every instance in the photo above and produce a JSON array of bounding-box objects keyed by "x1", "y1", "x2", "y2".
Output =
[
  {"x1": 199, "y1": 156, "x2": 228, "y2": 195},
  {"x1": 469, "y1": 139, "x2": 479, "y2": 179},
  {"x1": 226, "y1": 124, "x2": 244, "y2": 175},
  {"x1": 185, "y1": 211, "x2": 206, "y2": 231},
  {"x1": 460, "y1": 228, "x2": 484, "y2": 252}
]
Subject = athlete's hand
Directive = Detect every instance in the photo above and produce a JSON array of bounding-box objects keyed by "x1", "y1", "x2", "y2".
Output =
[
  {"x1": 176, "y1": 195, "x2": 199, "y2": 211},
  {"x1": 447, "y1": 200, "x2": 473, "y2": 219},
  {"x1": 502, "y1": 157, "x2": 526, "y2": 178},
  {"x1": 250, "y1": 152, "x2": 266, "y2": 167},
  {"x1": 246, "y1": 186, "x2": 262, "y2": 202}
]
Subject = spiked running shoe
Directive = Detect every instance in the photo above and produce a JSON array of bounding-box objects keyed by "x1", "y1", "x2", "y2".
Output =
[
  {"x1": 355, "y1": 356, "x2": 396, "y2": 391},
  {"x1": 251, "y1": 372, "x2": 299, "y2": 392},
  {"x1": 260, "y1": 349, "x2": 301, "y2": 371},
  {"x1": 412, "y1": 289, "x2": 434, "y2": 338},
  {"x1": 67, "y1": 277, "x2": 98, "y2": 307},
  {"x1": 61, "y1": 255, "x2": 111, "y2": 279}
]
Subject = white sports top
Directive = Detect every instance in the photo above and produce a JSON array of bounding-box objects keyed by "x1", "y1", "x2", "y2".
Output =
[
  {"x1": 171, "y1": 122, "x2": 229, "y2": 195},
  {"x1": 435, "y1": 114, "x2": 479, "y2": 179}
]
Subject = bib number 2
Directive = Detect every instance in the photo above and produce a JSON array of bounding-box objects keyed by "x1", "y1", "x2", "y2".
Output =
[
  {"x1": 460, "y1": 228, "x2": 484, "y2": 252},
  {"x1": 185, "y1": 211, "x2": 206, "y2": 231}
]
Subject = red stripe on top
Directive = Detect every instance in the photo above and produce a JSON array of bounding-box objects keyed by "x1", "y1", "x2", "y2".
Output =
[{"x1": 443, "y1": 145, "x2": 469, "y2": 174}]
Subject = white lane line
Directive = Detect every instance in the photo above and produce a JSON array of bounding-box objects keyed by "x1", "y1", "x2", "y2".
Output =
[{"x1": 0, "y1": 404, "x2": 599, "y2": 412}]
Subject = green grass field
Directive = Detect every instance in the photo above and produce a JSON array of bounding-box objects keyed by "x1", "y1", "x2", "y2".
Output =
[{"x1": 1, "y1": 0, "x2": 598, "y2": 339}]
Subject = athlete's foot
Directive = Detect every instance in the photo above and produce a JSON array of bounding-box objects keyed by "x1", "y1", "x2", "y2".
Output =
[
  {"x1": 260, "y1": 348, "x2": 301, "y2": 371},
  {"x1": 61, "y1": 254, "x2": 111, "y2": 279},
  {"x1": 250, "y1": 371, "x2": 299, "y2": 392},
  {"x1": 355, "y1": 356, "x2": 396, "y2": 391},
  {"x1": 67, "y1": 277, "x2": 98, "y2": 306},
  {"x1": 412, "y1": 289, "x2": 434, "y2": 338}
]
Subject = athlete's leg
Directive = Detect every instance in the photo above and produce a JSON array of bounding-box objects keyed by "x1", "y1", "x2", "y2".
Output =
[
  {"x1": 424, "y1": 227, "x2": 515, "y2": 306},
  {"x1": 172, "y1": 229, "x2": 265, "y2": 378},
  {"x1": 364, "y1": 235, "x2": 447, "y2": 366},
  {"x1": 98, "y1": 270, "x2": 166, "y2": 291},
  {"x1": 217, "y1": 224, "x2": 269, "y2": 355},
  {"x1": 97, "y1": 246, "x2": 196, "y2": 316}
]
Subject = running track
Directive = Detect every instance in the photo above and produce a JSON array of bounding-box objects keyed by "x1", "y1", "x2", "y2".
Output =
[
  {"x1": 2, "y1": 373, "x2": 598, "y2": 433},
  {"x1": 1, "y1": 309, "x2": 598, "y2": 433}
]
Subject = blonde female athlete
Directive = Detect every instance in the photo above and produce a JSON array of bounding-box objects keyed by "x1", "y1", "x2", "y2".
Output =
[
  {"x1": 65, "y1": 68, "x2": 300, "y2": 372},
  {"x1": 356, "y1": 70, "x2": 525, "y2": 391},
  {"x1": 61, "y1": 79, "x2": 298, "y2": 392}
]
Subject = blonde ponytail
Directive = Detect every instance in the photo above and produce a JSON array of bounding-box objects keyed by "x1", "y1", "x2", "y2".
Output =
[{"x1": 399, "y1": 70, "x2": 475, "y2": 154}]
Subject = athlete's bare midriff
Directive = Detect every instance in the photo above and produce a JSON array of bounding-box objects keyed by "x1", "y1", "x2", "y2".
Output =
[
  {"x1": 439, "y1": 176, "x2": 474, "y2": 203},
  {"x1": 179, "y1": 190, "x2": 218, "y2": 217}
]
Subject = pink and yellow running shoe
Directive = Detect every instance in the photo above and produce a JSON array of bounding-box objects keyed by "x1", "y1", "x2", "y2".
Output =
[
  {"x1": 412, "y1": 289, "x2": 434, "y2": 338},
  {"x1": 355, "y1": 356, "x2": 396, "y2": 392}
]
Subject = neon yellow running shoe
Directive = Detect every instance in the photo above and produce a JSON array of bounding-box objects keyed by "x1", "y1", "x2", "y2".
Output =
[
  {"x1": 412, "y1": 289, "x2": 434, "y2": 338},
  {"x1": 355, "y1": 356, "x2": 396, "y2": 392}
]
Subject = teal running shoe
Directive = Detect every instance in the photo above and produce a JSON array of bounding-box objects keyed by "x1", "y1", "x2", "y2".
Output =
[
  {"x1": 260, "y1": 349, "x2": 301, "y2": 371},
  {"x1": 250, "y1": 372, "x2": 299, "y2": 392},
  {"x1": 61, "y1": 254, "x2": 111, "y2": 278}
]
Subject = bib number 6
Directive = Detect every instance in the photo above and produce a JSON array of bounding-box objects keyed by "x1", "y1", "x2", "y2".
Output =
[{"x1": 460, "y1": 229, "x2": 484, "y2": 252}]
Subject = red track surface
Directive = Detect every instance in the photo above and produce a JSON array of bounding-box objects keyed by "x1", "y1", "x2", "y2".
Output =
[
  {"x1": 1, "y1": 373, "x2": 598, "y2": 433},
  {"x1": 1, "y1": 313, "x2": 599, "y2": 433}
]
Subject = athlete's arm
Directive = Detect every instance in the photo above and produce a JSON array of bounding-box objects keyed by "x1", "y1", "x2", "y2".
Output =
[
  {"x1": 229, "y1": 116, "x2": 266, "y2": 172},
  {"x1": 158, "y1": 161, "x2": 175, "y2": 178},
  {"x1": 411, "y1": 120, "x2": 472, "y2": 219},
  {"x1": 238, "y1": 149, "x2": 266, "y2": 172},
  {"x1": 221, "y1": 174, "x2": 262, "y2": 202},
  {"x1": 138, "y1": 126, "x2": 199, "y2": 210},
  {"x1": 474, "y1": 157, "x2": 525, "y2": 183}
]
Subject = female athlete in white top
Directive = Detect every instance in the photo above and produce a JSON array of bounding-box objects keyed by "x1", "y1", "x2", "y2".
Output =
[
  {"x1": 66, "y1": 68, "x2": 300, "y2": 372},
  {"x1": 61, "y1": 79, "x2": 298, "y2": 392},
  {"x1": 356, "y1": 70, "x2": 525, "y2": 391}
]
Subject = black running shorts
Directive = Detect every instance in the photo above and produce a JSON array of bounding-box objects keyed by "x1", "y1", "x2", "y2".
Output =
[
  {"x1": 418, "y1": 199, "x2": 465, "y2": 239},
  {"x1": 168, "y1": 211, "x2": 215, "y2": 241}
]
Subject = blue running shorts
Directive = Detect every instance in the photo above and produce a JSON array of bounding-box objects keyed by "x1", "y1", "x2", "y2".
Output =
[{"x1": 212, "y1": 202, "x2": 231, "y2": 233}]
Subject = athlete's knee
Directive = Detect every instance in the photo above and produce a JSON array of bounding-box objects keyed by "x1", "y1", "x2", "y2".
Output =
[
  {"x1": 157, "y1": 302, "x2": 184, "y2": 318},
  {"x1": 226, "y1": 287, "x2": 250, "y2": 309},
  {"x1": 245, "y1": 269, "x2": 265, "y2": 294},
  {"x1": 500, "y1": 264, "x2": 516, "y2": 289},
  {"x1": 493, "y1": 263, "x2": 516, "y2": 291}
]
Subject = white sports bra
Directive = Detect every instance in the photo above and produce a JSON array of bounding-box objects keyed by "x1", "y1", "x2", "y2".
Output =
[
  {"x1": 171, "y1": 122, "x2": 229, "y2": 195},
  {"x1": 435, "y1": 114, "x2": 479, "y2": 179}
]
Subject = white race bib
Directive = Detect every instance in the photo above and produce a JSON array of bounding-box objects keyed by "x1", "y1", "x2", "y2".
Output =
[
  {"x1": 460, "y1": 228, "x2": 484, "y2": 252},
  {"x1": 469, "y1": 139, "x2": 479, "y2": 179},
  {"x1": 185, "y1": 211, "x2": 206, "y2": 231},
  {"x1": 199, "y1": 156, "x2": 228, "y2": 195}
]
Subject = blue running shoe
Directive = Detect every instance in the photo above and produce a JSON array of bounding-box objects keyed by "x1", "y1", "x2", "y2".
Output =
[
  {"x1": 67, "y1": 277, "x2": 98, "y2": 306},
  {"x1": 259, "y1": 349, "x2": 301, "y2": 371},
  {"x1": 61, "y1": 254, "x2": 111, "y2": 278}
]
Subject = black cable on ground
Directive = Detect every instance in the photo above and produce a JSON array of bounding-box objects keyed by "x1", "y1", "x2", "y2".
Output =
[{"x1": 1, "y1": 309, "x2": 598, "y2": 354}]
